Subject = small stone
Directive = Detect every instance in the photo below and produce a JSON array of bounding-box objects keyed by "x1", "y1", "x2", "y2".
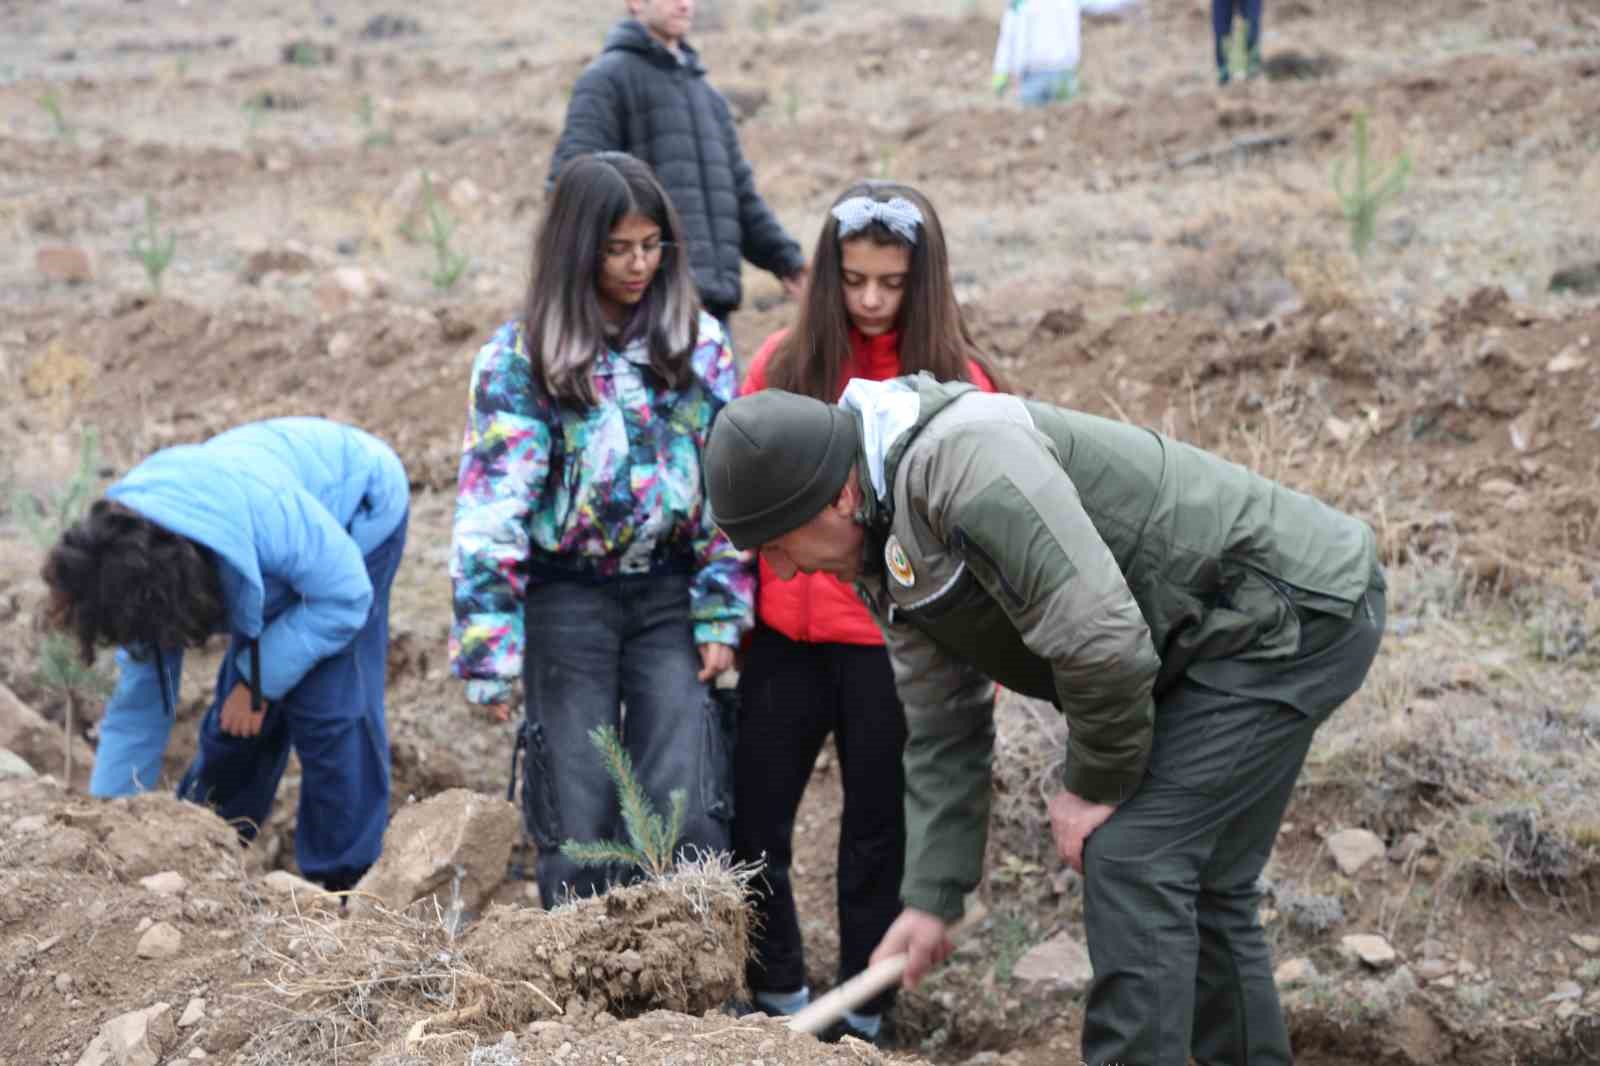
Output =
[
  {"x1": 1010, "y1": 931, "x2": 1094, "y2": 995},
  {"x1": 13, "y1": 813, "x2": 47, "y2": 834},
  {"x1": 139, "y1": 872, "x2": 188, "y2": 897},
  {"x1": 1387, "y1": 832, "x2": 1426, "y2": 863},
  {"x1": 1435, "y1": 975, "x2": 1457, "y2": 989},
  {"x1": 135, "y1": 916, "x2": 154, "y2": 933},
  {"x1": 1414, "y1": 958, "x2": 1454, "y2": 981},
  {"x1": 179, "y1": 998, "x2": 206, "y2": 1027},
  {"x1": 188, "y1": 1049, "x2": 208, "y2": 1060},
  {"x1": 1547, "y1": 347, "x2": 1589, "y2": 374},
  {"x1": 1570, "y1": 934, "x2": 1600, "y2": 954},
  {"x1": 1418, "y1": 939, "x2": 1447, "y2": 959},
  {"x1": 313, "y1": 267, "x2": 386, "y2": 315},
  {"x1": 1274, "y1": 957, "x2": 1318, "y2": 987},
  {"x1": 1557, "y1": 1000, "x2": 1580, "y2": 1020},
  {"x1": 136, "y1": 921, "x2": 183, "y2": 959},
  {"x1": 54, "y1": 973, "x2": 74, "y2": 993},
  {"x1": 36, "y1": 245, "x2": 93, "y2": 283},
  {"x1": 1544, "y1": 981, "x2": 1583, "y2": 1003},
  {"x1": 1327, "y1": 828, "x2": 1386, "y2": 876},
  {"x1": 1340, "y1": 933, "x2": 1397, "y2": 969}
]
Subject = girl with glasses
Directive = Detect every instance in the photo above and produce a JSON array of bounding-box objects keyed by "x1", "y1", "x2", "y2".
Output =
[{"x1": 450, "y1": 151, "x2": 752, "y2": 908}]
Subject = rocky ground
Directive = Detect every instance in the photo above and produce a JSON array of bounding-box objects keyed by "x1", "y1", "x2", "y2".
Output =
[{"x1": 2, "y1": 0, "x2": 1600, "y2": 1063}]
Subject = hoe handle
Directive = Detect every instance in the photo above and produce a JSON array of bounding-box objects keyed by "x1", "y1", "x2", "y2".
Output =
[{"x1": 785, "y1": 903, "x2": 988, "y2": 1037}]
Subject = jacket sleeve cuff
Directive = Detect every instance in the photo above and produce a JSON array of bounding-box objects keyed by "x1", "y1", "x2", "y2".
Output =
[
  {"x1": 1061, "y1": 754, "x2": 1146, "y2": 806},
  {"x1": 694, "y1": 620, "x2": 743, "y2": 647},
  {"x1": 465, "y1": 679, "x2": 513, "y2": 706},
  {"x1": 900, "y1": 883, "x2": 968, "y2": 924}
]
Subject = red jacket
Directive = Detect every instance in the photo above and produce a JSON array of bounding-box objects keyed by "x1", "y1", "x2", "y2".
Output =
[{"x1": 740, "y1": 328, "x2": 997, "y2": 646}]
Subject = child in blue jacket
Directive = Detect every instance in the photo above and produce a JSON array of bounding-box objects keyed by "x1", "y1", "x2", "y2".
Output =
[{"x1": 42, "y1": 417, "x2": 409, "y2": 892}]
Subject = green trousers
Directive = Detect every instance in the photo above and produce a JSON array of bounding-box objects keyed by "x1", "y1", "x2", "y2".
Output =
[{"x1": 1080, "y1": 573, "x2": 1386, "y2": 1066}]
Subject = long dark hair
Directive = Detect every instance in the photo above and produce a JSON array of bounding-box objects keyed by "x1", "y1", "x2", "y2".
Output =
[
  {"x1": 43, "y1": 500, "x2": 224, "y2": 663},
  {"x1": 525, "y1": 152, "x2": 700, "y2": 407},
  {"x1": 764, "y1": 180, "x2": 1000, "y2": 400}
]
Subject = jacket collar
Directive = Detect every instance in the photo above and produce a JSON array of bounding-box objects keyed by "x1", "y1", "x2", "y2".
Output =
[{"x1": 848, "y1": 327, "x2": 902, "y2": 380}]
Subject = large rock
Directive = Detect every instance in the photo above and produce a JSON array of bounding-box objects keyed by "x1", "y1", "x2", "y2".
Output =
[
  {"x1": 0, "y1": 681, "x2": 95, "y2": 790},
  {"x1": 1327, "y1": 828, "x2": 1386, "y2": 876},
  {"x1": 0, "y1": 747, "x2": 37, "y2": 780},
  {"x1": 353, "y1": 789, "x2": 520, "y2": 916},
  {"x1": 75, "y1": 1003, "x2": 175, "y2": 1066},
  {"x1": 1009, "y1": 931, "x2": 1094, "y2": 995}
]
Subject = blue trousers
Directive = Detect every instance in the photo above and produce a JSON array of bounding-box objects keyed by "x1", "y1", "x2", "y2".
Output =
[
  {"x1": 518, "y1": 574, "x2": 734, "y2": 908},
  {"x1": 1212, "y1": 0, "x2": 1263, "y2": 74},
  {"x1": 178, "y1": 513, "x2": 406, "y2": 890}
]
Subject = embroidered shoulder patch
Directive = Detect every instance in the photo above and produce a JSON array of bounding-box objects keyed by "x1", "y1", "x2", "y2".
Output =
[{"x1": 885, "y1": 534, "x2": 916, "y2": 588}]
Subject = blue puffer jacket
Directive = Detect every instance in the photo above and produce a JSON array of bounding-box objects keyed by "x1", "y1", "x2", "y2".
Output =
[{"x1": 91, "y1": 418, "x2": 408, "y2": 796}]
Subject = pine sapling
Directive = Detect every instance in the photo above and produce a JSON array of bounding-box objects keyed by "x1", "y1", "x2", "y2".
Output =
[
  {"x1": 38, "y1": 88, "x2": 72, "y2": 140},
  {"x1": 13, "y1": 426, "x2": 113, "y2": 785},
  {"x1": 1332, "y1": 110, "x2": 1410, "y2": 260},
  {"x1": 130, "y1": 197, "x2": 178, "y2": 293},
  {"x1": 560, "y1": 725, "x2": 688, "y2": 881},
  {"x1": 419, "y1": 175, "x2": 467, "y2": 290}
]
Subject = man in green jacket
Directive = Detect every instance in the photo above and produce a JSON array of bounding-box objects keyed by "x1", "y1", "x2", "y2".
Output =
[{"x1": 704, "y1": 375, "x2": 1385, "y2": 1066}]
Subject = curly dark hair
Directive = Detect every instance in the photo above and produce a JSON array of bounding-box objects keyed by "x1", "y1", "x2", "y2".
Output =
[{"x1": 43, "y1": 500, "x2": 224, "y2": 663}]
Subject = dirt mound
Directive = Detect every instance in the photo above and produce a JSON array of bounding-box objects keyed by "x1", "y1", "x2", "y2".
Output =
[
  {"x1": 0, "y1": 782, "x2": 253, "y2": 1065},
  {"x1": 236, "y1": 859, "x2": 753, "y2": 1063}
]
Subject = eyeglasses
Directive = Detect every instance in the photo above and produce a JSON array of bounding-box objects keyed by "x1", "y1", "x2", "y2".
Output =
[{"x1": 603, "y1": 239, "x2": 674, "y2": 263}]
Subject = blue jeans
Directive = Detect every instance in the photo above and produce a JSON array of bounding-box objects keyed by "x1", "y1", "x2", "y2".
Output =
[
  {"x1": 178, "y1": 513, "x2": 405, "y2": 891},
  {"x1": 1020, "y1": 68, "x2": 1077, "y2": 106},
  {"x1": 1212, "y1": 0, "x2": 1263, "y2": 77},
  {"x1": 519, "y1": 574, "x2": 734, "y2": 907}
]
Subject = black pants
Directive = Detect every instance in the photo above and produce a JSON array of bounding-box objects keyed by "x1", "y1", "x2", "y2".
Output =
[{"x1": 733, "y1": 625, "x2": 908, "y2": 1015}]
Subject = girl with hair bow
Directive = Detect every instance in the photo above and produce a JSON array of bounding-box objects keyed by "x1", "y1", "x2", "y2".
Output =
[{"x1": 730, "y1": 180, "x2": 1001, "y2": 1046}]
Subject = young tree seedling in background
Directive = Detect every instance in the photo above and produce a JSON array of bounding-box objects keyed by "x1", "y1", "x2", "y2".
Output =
[
  {"x1": 12, "y1": 427, "x2": 113, "y2": 787},
  {"x1": 38, "y1": 88, "x2": 73, "y2": 140},
  {"x1": 418, "y1": 175, "x2": 467, "y2": 290},
  {"x1": 358, "y1": 93, "x2": 394, "y2": 148},
  {"x1": 560, "y1": 725, "x2": 687, "y2": 881},
  {"x1": 130, "y1": 197, "x2": 178, "y2": 293},
  {"x1": 1332, "y1": 110, "x2": 1411, "y2": 260}
]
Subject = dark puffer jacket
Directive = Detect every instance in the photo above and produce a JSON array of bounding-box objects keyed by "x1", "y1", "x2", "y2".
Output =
[{"x1": 548, "y1": 20, "x2": 805, "y2": 315}]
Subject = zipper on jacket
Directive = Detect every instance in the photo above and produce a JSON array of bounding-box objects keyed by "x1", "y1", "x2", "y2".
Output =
[{"x1": 952, "y1": 528, "x2": 1025, "y2": 609}]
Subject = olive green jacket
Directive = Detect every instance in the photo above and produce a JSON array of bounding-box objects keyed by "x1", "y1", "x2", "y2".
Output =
[{"x1": 841, "y1": 376, "x2": 1378, "y2": 921}]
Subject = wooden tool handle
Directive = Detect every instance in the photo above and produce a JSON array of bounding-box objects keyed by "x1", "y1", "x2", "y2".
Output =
[{"x1": 784, "y1": 902, "x2": 988, "y2": 1036}]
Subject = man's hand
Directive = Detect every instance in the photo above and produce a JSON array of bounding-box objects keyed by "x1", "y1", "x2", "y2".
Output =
[
  {"x1": 697, "y1": 643, "x2": 735, "y2": 682},
  {"x1": 781, "y1": 267, "x2": 808, "y2": 301},
  {"x1": 218, "y1": 681, "x2": 266, "y2": 737},
  {"x1": 870, "y1": 908, "x2": 954, "y2": 989},
  {"x1": 1048, "y1": 789, "x2": 1118, "y2": 873}
]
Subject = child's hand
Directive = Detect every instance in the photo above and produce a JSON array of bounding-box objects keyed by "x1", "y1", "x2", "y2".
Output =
[
  {"x1": 697, "y1": 643, "x2": 735, "y2": 682},
  {"x1": 484, "y1": 702, "x2": 512, "y2": 723}
]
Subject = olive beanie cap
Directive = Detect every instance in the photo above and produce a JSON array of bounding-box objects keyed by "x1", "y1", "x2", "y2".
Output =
[{"x1": 704, "y1": 390, "x2": 860, "y2": 551}]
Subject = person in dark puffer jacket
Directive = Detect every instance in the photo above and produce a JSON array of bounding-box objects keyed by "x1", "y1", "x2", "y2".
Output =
[{"x1": 548, "y1": 1, "x2": 807, "y2": 332}]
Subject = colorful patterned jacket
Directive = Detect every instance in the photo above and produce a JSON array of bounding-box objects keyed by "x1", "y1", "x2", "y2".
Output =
[{"x1": 450, "y1": 313, "x2": 754, "y2": 705}]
